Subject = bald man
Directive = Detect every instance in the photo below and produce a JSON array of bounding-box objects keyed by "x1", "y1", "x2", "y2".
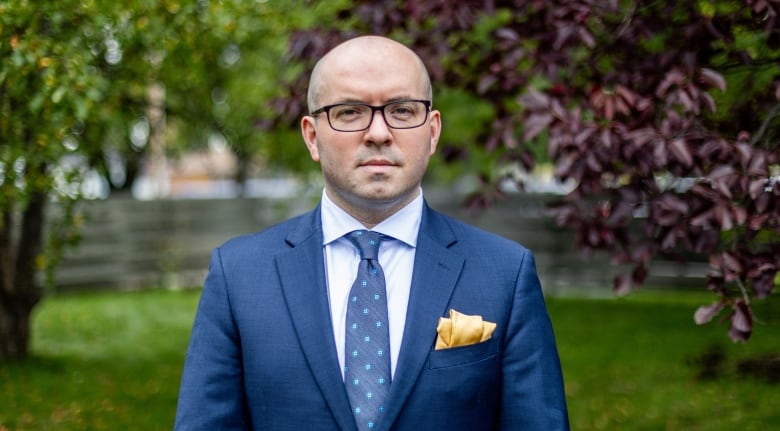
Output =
[{"x1": 175, "y1": 35, "x2": 569, "y2": 431}]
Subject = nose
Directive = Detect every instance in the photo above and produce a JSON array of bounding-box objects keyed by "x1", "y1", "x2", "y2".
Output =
[{"x1": 364, "y1": 109, "x2": 392, "y2": 145}]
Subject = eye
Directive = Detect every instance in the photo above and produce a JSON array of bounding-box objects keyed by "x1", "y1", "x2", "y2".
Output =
[
  {"x1": 387, "y1": 102, "x2": 417, "y2": 117},
  {"x1": 332, "y1": 105, "x2": 368, "y2": 121}
]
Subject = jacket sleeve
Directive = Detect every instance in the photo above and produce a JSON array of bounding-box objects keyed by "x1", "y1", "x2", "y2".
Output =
[
  {"x1": 499, "y1": 250, "x2": 570, "y2": 430},
  {"x1": 174, "y1": 248, "x2": 250, "y2": 430}
]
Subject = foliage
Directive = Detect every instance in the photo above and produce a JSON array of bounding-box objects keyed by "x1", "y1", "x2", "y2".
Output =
[
  {"x1": 1, "y1": 0, "x2": 107, "y2": 359},
  {"x1": 269, "y1": 0, "x2": 780, "y2": 342},
  {"x1": 2, "y1": 289, "x2": 779, "y2": 430},
  {"x1": 0, "y1": 0, "x2": 322, "y2": 359}
]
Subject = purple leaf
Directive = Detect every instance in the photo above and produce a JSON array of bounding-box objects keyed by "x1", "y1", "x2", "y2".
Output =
[
  {"x1": 749, "y1": 178, "x2": 768, "y2": 199},
  {"x1": 519, "y1": 88, "x2": 549, "y2": 110},
  {"x1": 699, "y1": 67, "x2": 727, "y2": 91},
  {"x1": 751, "y1": 271, "x2": 776, "y2": 299},
  {"x1": 496, "y1": 27, "x2": 520, "y2": 41},
  {"x1": 523, "y1": 113, "x2": 553, "y2": 141},
  {"x1": 708, "y1": 165, "x2": 735, "y2": 180},
  {"x1": 578, "y1": 27, "x2": 596, "y2": 48},
  {"x1": 656, "y1": 69, "x2": 686, "y2": 97},
  {"x1": 714, "y1": 204, "x2": 733, "y2": 231},
  {"x1": 694, "y1": 302, "x2": 724, "y2": 325},
  {"x1": 729, "y1": 301, "x2": 753, "y2": 342},
  {"x1": 669, "y1": 138, "x2": 693, "y2": 167},
  {"x1": 721, "y1": 251, "x2": 743, "y2": 274}
]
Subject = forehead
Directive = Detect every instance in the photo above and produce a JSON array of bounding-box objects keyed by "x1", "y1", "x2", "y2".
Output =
[{"x1": 318, "y1": 43, "x2": 426, "y2": 103}]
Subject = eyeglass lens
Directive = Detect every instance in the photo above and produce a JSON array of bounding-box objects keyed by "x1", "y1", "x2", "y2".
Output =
[{"x1": 328, "y1": 101, "x2": 428, "y2": 131}]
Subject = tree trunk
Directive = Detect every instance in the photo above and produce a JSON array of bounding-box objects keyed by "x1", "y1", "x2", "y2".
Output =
[
  {"x1": 0, "y1": 207, "x2": 20, "y2": 358},
  {"x1": 0, "y1": 291, "x2": 34, "y2": 360},
  {"x1": 0, "y1": 191, "x2": 46, "y2": 360}
]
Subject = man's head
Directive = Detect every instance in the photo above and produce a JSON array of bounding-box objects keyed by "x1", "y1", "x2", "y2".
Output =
[
  {"x1": 306, "y1": 38, "x2": 433, "y2": 113},
  {"x1": 301, "y1": 36, "x2": 441, "y2": 227}
]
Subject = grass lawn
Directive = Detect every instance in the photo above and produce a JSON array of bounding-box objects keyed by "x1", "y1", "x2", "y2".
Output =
[
  {"x1": 0, "y1": 288, "x2": 778, "y2": 430},
  {"x1": 550, "y1": 291, "x2": 780, "y2": 430},
  {"x1": 0, "y1": 289, "x2": 200, "y2": 430}
]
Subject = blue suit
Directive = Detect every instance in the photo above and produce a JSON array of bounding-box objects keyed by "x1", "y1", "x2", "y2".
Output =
[{"x1": 175, "y1": 202, "x2": 569, "y2": 430}]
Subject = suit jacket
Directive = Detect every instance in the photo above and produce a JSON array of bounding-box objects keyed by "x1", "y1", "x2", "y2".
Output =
[{"x1": 174, "y1": 202, "x2": 569, "y2": 430}]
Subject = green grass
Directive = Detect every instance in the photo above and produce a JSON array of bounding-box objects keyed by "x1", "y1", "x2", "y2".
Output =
[
  {"x1": 550, "y1": 290, "x2": 780, "y2": 430},
  {"x1": 0, "y1": 288, "x2": 778, "y2": 430},
  {"x1": 0, "y1": 289, "x2": 200, "y2": 430}
]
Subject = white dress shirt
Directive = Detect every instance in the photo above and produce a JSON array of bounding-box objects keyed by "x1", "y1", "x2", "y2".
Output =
[{"x1": 320, "y1": 189, "x2": 422, "y2": 379}]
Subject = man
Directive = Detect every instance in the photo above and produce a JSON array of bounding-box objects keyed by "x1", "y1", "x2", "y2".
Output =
[{"x1": 175, "y1": 35, "x2": 569, "y2": 431}]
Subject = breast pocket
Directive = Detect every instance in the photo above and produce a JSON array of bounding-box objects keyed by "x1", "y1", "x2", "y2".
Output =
[{"x1": 427, "y1": 337, "x2": 499, "y2": 369}]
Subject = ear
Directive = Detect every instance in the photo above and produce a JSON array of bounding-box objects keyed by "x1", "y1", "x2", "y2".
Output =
[
  {"x1": 301, "y1": 116, "x2": 320, "y2": 162},
  {"x1": 427, "y1": 109, "x2": 442, "y2": 156}
]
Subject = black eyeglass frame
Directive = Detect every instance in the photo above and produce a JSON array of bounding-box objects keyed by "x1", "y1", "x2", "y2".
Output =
[{"x1": 310, "y1": 99, "x2": 432, "y2": 132}]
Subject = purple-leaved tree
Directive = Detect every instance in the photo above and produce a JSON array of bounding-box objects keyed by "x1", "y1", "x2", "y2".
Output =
[{"x1": 269, "y1": 0, "x2": 780, "y2": 342}]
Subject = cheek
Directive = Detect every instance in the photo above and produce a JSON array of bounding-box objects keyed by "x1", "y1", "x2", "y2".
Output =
[
  {"x1": 310, "y1": 134, "x2": 338, "y2": 164},
  {"x1": 415, "y1": 137, "x2": 436, "y2": 162},
  {"x1": 408, "y1": 148, "x2": 432, "y2": 174},
  {"x1": 316, "y1": 144, "x2": 347, "y2": 170}
]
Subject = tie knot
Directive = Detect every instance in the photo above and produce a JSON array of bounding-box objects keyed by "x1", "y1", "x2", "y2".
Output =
[{"x1": 346, "y1": 230, "x2": 382, "y2": 261}]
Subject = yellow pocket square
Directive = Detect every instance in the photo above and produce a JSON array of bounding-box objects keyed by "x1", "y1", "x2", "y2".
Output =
[{"x1": 435, "y1": 309, "x2": 496, "y2": 350}]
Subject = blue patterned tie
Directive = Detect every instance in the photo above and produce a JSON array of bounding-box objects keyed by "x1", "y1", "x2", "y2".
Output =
[{"x1": 344, "y1": 230, "x2": 391, "y2": 431}]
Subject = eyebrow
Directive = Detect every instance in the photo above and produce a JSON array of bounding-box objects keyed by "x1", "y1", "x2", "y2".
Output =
[{"x1": 329, "y1": 96, "x2": 421, "y2": 105}]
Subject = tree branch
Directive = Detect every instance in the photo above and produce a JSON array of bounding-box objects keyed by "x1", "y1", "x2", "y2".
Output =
[
  {"x1": 735, "y1": 277, "x2": 751, "y2": 312},
  {"x1": 750, "y1": 101, "x2": 780, "y2": 148}
]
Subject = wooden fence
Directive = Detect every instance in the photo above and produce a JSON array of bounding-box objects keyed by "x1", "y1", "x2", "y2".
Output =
[{"x1": 50, "y1": 191, "x2": 708, "y2": 295}]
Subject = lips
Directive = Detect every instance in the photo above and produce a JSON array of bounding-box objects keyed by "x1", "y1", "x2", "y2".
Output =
[{"x1": 359, "y1": 158, "x2": 396, "y2": 168}]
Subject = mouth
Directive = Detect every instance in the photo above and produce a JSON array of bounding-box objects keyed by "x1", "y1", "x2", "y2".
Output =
[{"x1": 359, "y1": 159, "x2": 397, "y2": 169}]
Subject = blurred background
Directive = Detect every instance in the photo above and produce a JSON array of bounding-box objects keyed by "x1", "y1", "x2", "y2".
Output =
[{"x1": 1, "y1": 0, "x2": 779, "y2": 430}]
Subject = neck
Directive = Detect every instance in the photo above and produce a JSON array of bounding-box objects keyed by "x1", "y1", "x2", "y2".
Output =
[{"x1": 327, "y1": 188, "x2": 420, "y2": 229}]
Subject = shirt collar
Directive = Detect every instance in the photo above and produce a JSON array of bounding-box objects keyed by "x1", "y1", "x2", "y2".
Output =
[{"x1": 321, "y1": 188, "x2": 423, "y2": 248}]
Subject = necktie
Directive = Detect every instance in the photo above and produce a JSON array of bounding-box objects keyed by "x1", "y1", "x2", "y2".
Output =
[{"x1": 344, "y1": 230, "x2": 391, "y2": 431}]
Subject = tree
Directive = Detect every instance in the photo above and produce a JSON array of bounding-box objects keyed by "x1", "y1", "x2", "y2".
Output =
[
  {"x1": 0, "y1": 0, "x2": 315, "y2": 360},
  {"x1": 0, "y1": 0, "x2": 109, "y2": 359},
  {"x1": 269, "y1": 0, "x2": 780, "y2": 342}
]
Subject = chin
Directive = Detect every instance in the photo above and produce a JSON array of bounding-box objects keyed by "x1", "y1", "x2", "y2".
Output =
[{"x1": 366, "y1": 188, "x2": 416, "y2": 205}]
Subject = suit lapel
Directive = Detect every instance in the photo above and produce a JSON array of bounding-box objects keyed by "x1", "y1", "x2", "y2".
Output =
[
  {"x1": 276, "y1": 208, "x2": 357, "y2": 431},
  {"x1": 378, "y1": 204, "x2": 464, "y2": 431}
]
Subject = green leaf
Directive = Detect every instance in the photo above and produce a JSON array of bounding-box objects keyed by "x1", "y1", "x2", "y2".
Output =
[
  {"x1": 28, "y1": 92, "x2": 45, "y2": 114},
  {"x1": 52, "y1": 86, "x2": 67, "y2": 104}
]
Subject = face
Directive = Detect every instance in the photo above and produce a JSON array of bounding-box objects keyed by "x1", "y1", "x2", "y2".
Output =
[{"x1": 301, "y1": 37, "x2": 441, "y2": 225}]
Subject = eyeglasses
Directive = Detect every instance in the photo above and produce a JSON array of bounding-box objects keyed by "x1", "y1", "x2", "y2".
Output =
[{"x1": 310, "y1": 99, "x2": 431, "y2": 132}]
